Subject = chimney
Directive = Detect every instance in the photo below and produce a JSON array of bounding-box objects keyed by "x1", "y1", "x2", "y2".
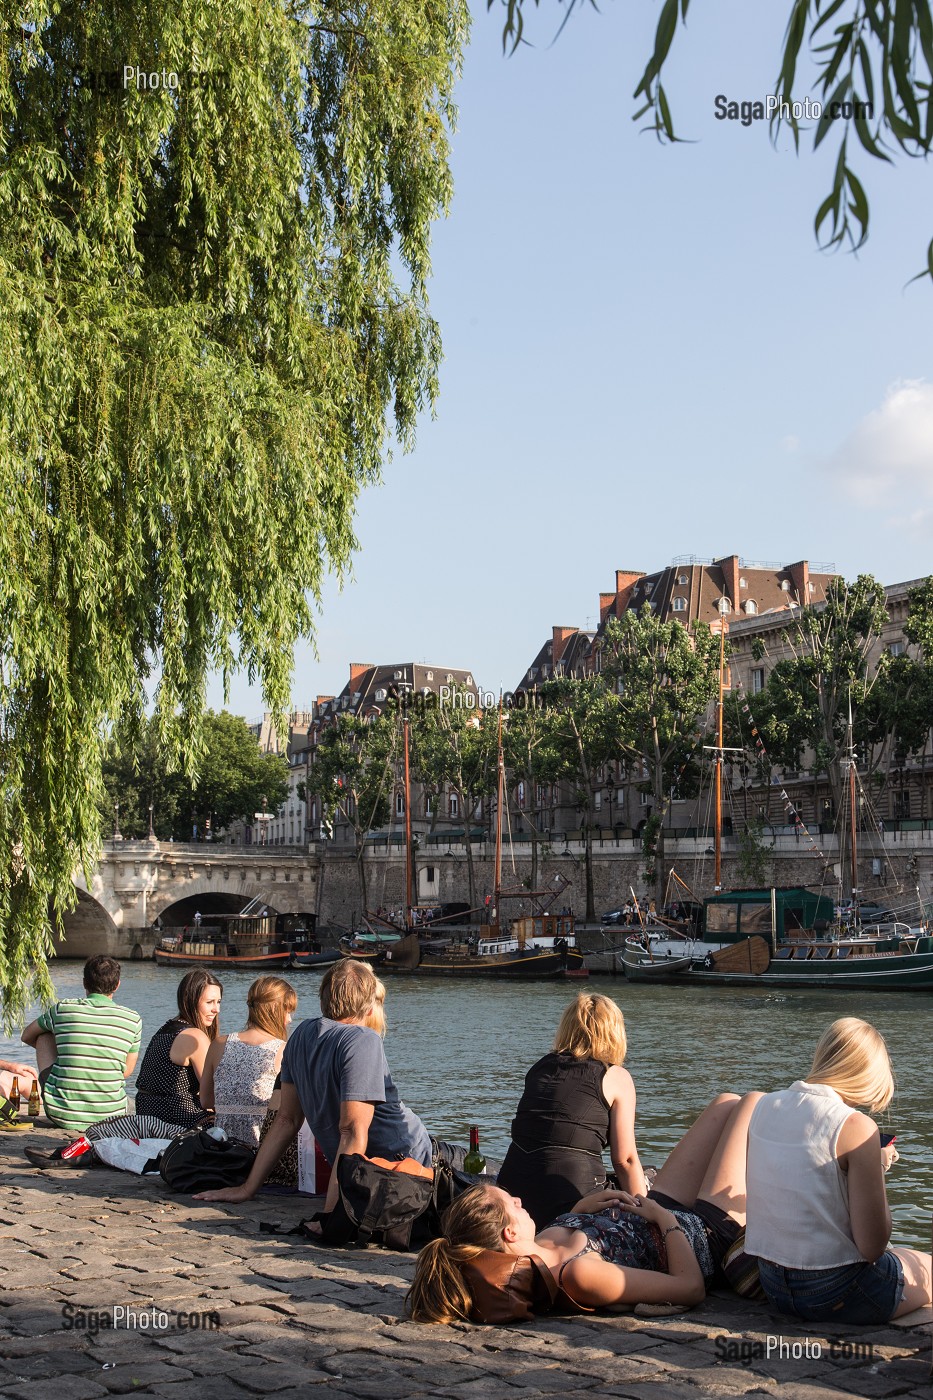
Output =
[
  {"x1": 786, "y1": 560, "x2": 810, "y2": 606},
  {"x1": 552, "y1": 626, "x2": 577, "y2": 667},
  {"x1": 611, "y1": 570, "x2": 645, "y2": 616},
  {"x1": 716, "y1": 555, "x2": 741, "y2": 613},
  {"x1": 599, "y1": 592, "x2": 616, "y2": 624},
  {"x1": 349, "y1": 662, "x2": 372, "y2": 688}
]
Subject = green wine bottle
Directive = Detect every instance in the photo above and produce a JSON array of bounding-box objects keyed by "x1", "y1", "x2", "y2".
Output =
[{"x1": 463, "y1": 1125, "x2": 486, "y2": 1176}]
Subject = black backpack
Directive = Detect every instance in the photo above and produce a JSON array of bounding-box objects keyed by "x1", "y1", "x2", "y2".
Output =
[
  {"x1": 159, "y1": 1128, "x2": 257, "y2": 1193},
  {"x1": 311, "y1": 1152, "x2": 469, "y2": 1251}
]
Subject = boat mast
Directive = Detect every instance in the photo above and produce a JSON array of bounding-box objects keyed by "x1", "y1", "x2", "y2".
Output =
[
  {"x1": 403, "y1": 712, "x2": 413, "y2": 917},
  {"x1": 714, "y1": 600, "x2": 727, "y2": 894},
  {"x1": 847, "y1": 701, "x2": 859, "y2": 915},
  {"x1": 493, "y1": 698, "x2": 504, "y2": 930}
]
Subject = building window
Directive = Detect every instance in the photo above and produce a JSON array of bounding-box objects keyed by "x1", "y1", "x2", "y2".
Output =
[
  {"x1": 426, "y1": 670, "x2": 433, "y2": 680},
  {"x1": 672, "y1": 597, "x2": 687, "y2": 612},
  {"x1": 717, "y1": 597, "x2": 732, "y2": 614},
  {"x1": 888, "y1": 641, "x2": 906, "y2": 657},
  {"x1": 677, "y1": 573, "x2": 688, "y2": 585},
  {"x1": 396, "y1": 792, "x2": 404, "y2": 817},
  {"x1": 425, "y1": 866, "x2": 436, "y2": 884},
  {"x1": 449, "y1": 793, "x2": 459, "y2": 817},
  {"x1": 594, "y1": 790, "x2": 602, "y2": 810},
  {"x1": 425, "y1": 795, "x2": 432, "y2": 817},
  {"x1": 893, "y1": 790, "x2": 910, "y2": 818},
  {"x1": 751, "y1": 667, "x2": 765, "y2": 694},
  {"x1": 517, "y1": 781, "x2": 525, "y2": 808},
  {"x1": 781, "y1": 579, "x2": 791, "y2": 592},
  {"x1": 739, "y1": 577, "x2": 748, "y2": 589},
  {"x1": 744, "y1": 600, "x2": 758, "y2": 615}
]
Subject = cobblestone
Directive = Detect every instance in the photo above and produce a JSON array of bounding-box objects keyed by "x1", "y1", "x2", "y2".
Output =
[{"x1": 1, "y1": 1126, "x2": 928, "y2": 1399}]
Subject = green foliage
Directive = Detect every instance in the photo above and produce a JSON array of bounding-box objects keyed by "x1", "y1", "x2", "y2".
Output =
[
  {"x1": 0, "y1": 0, "x2": 467, "y2": 1026},
  {"x1": 752, "y1": 575, "x2": 891, "y2": 802},
  {"x1": 635, "y1": 0, "x2": 933, "y2": 270},
  {"x1": 600, "y1": 607, "x2": 721, "y2": 901},
  {"x1": 101, "y1": 711, "x2": 288, "y2": 838},
  {"x1": 489, "y1": 0, "x2": 597, "y2": 53},
  {"x1": 736, "y1": 820, "x2": 774, "y2": 887}
]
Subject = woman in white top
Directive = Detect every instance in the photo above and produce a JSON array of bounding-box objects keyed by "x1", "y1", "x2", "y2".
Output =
[
  {"x1": 200, "y1": 977, "x2": 297, "y2": 1145},
  {"x1": 745, "y1": 1017, "x2": 931, "y2": 1323}
]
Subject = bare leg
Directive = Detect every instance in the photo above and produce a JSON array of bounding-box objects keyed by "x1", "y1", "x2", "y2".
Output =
[
  {"x1": 652, "y1": 1093, "x2": 740, "y2": 1207},
  {"x1": 33, "y1": 1033, "x2": 58, "y2": 1076},
  {"x1": 891, "y1": 1247, "x2": 932, "y2": 1316},
  {"x1": 695, "y1": 1091, "x2": 763, "y2": 1225}
]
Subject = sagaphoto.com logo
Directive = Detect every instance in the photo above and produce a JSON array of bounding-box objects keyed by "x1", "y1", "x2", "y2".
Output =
[
  {"x1": 79, "y1": 64, "x2": 229, "y2": 94},
  {"x1": 713, "y1": 93, "x2": 873, "y2": 128}
]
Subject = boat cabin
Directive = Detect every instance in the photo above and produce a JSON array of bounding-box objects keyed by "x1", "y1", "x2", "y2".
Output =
[{"x1": 703, "y1": 887, "x2": 835, "y2": 946}]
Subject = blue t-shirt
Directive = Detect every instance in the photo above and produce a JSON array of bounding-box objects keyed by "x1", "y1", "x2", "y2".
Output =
[{"x1": 281, "y1": 1017, "x2": 433, "y2": 1166}]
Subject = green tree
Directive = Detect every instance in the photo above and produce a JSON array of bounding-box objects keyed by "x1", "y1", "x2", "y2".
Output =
[
  {"x1": 0, "y1": 0, "x2": 467, "y2": 1025},
  {"x1": 599, "y1": 608, "x2": 720, "y2": 905},
  {"x1": 752, "y1": 575, "x2": 890, "y2": 817},
  {"x1": 304, "y1": 711, "x2": 395, "y2": 917},
  {"x1": 534, "y1": 677, "x2": 620, "y2": 921},
  {"x1": 409, "y1": 695, "x2": 498, "y2": 913},
  {"x1": 502, "y1": 694, "x2": 567, "y2": 895},
  {"x1": 493, "y1": 0, "x2": 933, "y2": 277},
  {"x1": 101, "y1": 712, "x2": 288, "y2": 840}
]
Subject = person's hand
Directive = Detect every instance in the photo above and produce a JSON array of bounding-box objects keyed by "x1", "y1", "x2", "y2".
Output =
[
  {"x1": 881, "y1": 1143, "x2": 899, "y2": 1174},
  {"x1": 615, "y1": 1193, "x2": 678, "y2": 1230},
  {"x1": 1, "y1": 1061, "x2": 37, "y2": 1086},
  {"x1": 573, "y1": 1188, "x2": 634, "y2": 1214},
  {"x1": 192, "y1": 1185, "x2": 255, "y2": 1203}
]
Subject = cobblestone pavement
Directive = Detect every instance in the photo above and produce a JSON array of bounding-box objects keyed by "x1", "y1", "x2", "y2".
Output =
[{"x1": 1, "y1": 1127, "x2": 929, "y2": 1399}]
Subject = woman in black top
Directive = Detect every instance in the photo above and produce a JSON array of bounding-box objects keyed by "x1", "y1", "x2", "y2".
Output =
[
  {"x1": 134, "y1": 970, "x2": 223, "y2": 1128},
  {"x1": 497, "y1": 993, "x2": 647, "y2": 1229}
]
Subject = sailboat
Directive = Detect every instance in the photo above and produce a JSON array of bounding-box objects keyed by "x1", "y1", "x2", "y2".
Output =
[
  {"x1": 364, "y1": 704, "x2": 587, "y2": 979},
  {"x1": 622, "y1": 621, "x2": 933, "y2": 989}
]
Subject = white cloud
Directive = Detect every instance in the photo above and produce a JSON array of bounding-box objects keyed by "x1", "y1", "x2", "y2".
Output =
[{"x1": 829, "y1": 379, "x2": 933, "y2": 507}]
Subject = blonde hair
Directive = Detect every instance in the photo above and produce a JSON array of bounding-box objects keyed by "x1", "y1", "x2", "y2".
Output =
[
  {"x1": 320, "y1": 959, "x2": 377, "y2": 1021},
  {"x1": 363, "y1": 977, "x2": 387, "y2": 1037},
  {"x1": 406, "y1": 1187, "x2": 509, "y2": 1324},
  {"x1": 808, "y1": 1017, "x2": 895, "y2": 1113},
  {"x1": 553, "y1": 993, "x2": 627, "y2": 1065},
  {"x1": 246, "y1": 976, "x2": 297, "y2": 1039}
]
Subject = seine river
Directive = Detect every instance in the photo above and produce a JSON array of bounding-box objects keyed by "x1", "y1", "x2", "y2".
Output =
[{"x1": 5, "y1": 963, "x2": 931, "y2": 1248}]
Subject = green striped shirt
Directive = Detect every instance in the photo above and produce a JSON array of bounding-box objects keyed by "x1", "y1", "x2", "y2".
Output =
[{"x1": 37, "y1": 994, "x2": 142, "y2": 1132}]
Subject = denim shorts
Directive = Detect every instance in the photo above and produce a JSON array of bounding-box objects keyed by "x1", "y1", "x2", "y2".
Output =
[{"x1": 758, "y1": 1253, "x2": 905, "y2": 1324}]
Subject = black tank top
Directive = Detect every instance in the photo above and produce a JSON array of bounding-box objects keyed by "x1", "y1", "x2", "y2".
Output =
[
  {"x1": 134, "y1": 1019, "x2": 208, "y2": 1128},
  {"x1": 509, "y1": 1053, "x2": 610, "y2": 1154}
]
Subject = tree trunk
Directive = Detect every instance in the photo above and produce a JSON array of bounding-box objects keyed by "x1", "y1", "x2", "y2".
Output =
[
  {"x1": 355, "y1": 832, "x2": 368, "y2": 918},
  {"x1": 583, "y1": 822, "x2": 595, "y2": 921}
]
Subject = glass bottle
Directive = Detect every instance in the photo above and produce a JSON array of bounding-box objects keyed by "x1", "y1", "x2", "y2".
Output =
[
  {"x1": 9, "y1": 1076, "x2": 21, "y2": 1114},
  {"x1": 463, "y1": 1125, "x2": 486, "y2": 1175},
  {"x1": 28, "y1": 1080, "x2": 41, "y2": 1117}
]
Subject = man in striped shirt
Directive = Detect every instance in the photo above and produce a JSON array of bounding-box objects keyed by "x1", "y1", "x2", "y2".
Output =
[{"x1": 22, "y1": 956, "x2": 142, "y2": 1132}]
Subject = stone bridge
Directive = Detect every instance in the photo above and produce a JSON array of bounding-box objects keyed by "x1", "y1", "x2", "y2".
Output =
[{"x1": 59, "y1": 839, "x2": 320, "y2": 960}]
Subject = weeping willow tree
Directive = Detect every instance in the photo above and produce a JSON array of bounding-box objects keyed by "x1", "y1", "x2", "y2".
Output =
[{"x1": 0, "y1": 0, "x2": 468, "y2": 1026}]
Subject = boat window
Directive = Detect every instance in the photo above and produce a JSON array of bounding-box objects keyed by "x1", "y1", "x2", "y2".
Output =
[
  {"x1": 706, "y1": 902, "x2": 739, "y2": 934},
  {"x1": 741, "y1": 904, "x2": 773, "y2": 935}
]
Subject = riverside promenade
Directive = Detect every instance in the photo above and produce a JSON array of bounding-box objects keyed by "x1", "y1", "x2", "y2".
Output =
[{"x1": 1, "y1": 1126, "x2": 930, "y2": 1400}]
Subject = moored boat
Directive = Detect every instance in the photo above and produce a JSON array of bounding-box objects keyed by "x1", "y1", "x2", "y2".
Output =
[
  {"x1": 374, "y1": 912, "x2": 586, "y2": 979},
  {"x1": 153, "y1": 910, "x2": 310, "y2": 970}
]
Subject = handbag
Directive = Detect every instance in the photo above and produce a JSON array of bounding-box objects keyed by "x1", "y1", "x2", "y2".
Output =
[
  {"x1": 310, "y1": 1152, "x2": 438, "y2": 1250},
  {"x1": 159, "y1": 1127, "x2": 257, "y2": 1193},
  {"x1": 460, "y1": 1250, "x2": 593, "y2": 1324}
]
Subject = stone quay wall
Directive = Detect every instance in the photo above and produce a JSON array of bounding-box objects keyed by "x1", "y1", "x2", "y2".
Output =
[{"x1": 317, "y1": 841, "x2": 932, "y2": 929}]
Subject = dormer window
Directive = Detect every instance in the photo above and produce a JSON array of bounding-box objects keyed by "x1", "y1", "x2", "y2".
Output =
[
  {"x1": 677, "y1": 573, "x2": 688, "y2": 585},
  {"x1": 717, "y1": 598, "x2": 732, "y2": 614},
  {"x1": 739, "y1": 577, "x2": 748, "y2": 589},
  {"x1": 672, "y1": 597, "x2": 687, "y2": 612},
  {"x1": 744, "y1": 600, "x2": 758, "y2": 615},
  {"x1": 426, "y1": 670, "x2": 433, "y2": 681},
  {"x1": 394, "y1": 670, "x2": 403, "y2": 680},
  {"x1": 781, "y1": 579, "x2": 791, "y2": 592},
  {"x1": 375, "y1": 688, "x2": 386, "y2": 702},
  {"x1": 446, "y1": 673, "x2": 454, "y2": 682}
]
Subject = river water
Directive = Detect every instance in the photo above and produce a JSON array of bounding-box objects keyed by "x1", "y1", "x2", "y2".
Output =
[{"x1": 4, "y1": 963, "x2": 931, "y2": 1249}]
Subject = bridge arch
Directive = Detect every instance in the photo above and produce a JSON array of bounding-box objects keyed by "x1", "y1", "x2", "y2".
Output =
[{"x1": 55, "y1": 888, "x2": 123, "y2": 960}]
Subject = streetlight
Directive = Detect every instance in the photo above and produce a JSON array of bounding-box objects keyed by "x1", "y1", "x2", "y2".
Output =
[
  {"x1": 148, "y1": 803, "x2": 155, "y2": 841},
  {"x1": 113, "y1": 801, "x2": 122, "y2": 841},
  {"x1": 254, "y1": 795, "x2": 274, "y2": 847}
]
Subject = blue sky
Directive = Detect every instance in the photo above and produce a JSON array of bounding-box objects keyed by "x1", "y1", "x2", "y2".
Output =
[{"x1": 208, "y1": 1, "x2": 933, "y2": 719}]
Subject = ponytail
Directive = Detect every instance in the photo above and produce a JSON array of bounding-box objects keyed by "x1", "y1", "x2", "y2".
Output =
[{"x1": 406, "y1": 1186, "x2": 510, "y2": 1325}]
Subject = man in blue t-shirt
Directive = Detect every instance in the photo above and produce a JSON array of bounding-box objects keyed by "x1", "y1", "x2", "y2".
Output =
[{"x1": 195, "y1": 960, "x2": 457, "y2": 1211}]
